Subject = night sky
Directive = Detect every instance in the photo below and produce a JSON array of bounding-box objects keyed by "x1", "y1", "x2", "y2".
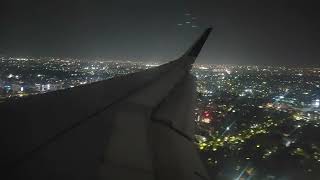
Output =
[{"x1": 1, "y1": 0, "x2": 319, "y2": 66}]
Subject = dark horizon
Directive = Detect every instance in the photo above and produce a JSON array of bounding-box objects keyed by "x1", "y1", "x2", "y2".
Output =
[
  {"x1": 2, "y1": 55, "x2": 320, "y2": 69},
  {"x1": 1, "y1": 0, "x2": 319, "y2": 66}
]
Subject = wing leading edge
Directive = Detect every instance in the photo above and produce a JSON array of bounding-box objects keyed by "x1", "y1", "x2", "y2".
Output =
[{"x1": 0, "y1": 28, "x2": 212, "y2": 180}]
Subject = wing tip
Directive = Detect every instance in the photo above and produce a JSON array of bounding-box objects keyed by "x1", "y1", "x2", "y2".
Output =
[{"x1": 183, "y1": 27, "x2": 213, "y2": 59}]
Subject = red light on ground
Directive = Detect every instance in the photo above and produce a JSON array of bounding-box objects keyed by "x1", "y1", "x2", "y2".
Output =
[
  {"x1": 201, "y1": 111, "x2": 213, "y2": 124},
  {"x1": 202, "y1": 111, "x2": 212, "y2": 118}
]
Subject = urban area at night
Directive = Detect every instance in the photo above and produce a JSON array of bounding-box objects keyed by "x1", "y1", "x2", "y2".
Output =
[{"x1": 1, "y1": 56, "x2": 319, "y2": 179}]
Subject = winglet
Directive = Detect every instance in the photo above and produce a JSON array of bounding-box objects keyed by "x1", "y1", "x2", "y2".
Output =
[{"x1": 183, "y1": 27, "x2": 212, "y2": 59}]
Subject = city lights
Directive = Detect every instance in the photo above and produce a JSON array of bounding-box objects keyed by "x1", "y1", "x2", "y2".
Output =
[{"x1": 1, "y1": 57, "x2": 320, "y2": 179}]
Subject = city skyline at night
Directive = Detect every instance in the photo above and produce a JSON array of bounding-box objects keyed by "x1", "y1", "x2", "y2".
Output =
[
  {"x1": 1, "y1": 55, "x2": 320, "y2": 179},
  {"x1": 1, "y1": 1, "x2": 320, "y2": 179}
]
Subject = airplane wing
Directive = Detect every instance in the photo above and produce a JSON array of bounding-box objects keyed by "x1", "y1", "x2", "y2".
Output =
[{"x1": 0, "y1": 28, "x2": 212, "y2": 180}]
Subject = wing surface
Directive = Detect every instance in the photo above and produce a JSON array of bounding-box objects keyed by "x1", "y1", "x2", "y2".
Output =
[{"x1": 0, "y1": 28, "x2": 212, "y2": 180}]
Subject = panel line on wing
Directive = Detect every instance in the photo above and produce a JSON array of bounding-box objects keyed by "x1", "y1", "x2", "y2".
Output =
[{"x1": 152, "y1": 118, "x2": 194, "y2": 142}]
